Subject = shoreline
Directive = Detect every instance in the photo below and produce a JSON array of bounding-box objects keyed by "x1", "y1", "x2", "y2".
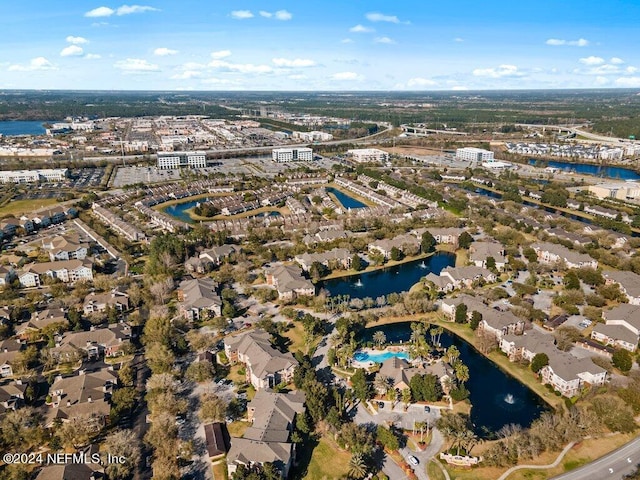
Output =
[{"x1": 316, "y1": 251, "x2": 437, "y2": 282}]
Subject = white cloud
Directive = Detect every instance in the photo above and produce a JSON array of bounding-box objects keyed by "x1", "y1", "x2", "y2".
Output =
[
  {"x1": 454, "y1": 37, "x2": 464, "y2": 42},
  {"x1": 154, "y1": 47, "x2": 178, "y2": 56},
  {"x1": 615, "y1": 77, "x2": 640, "y2": 87},
  {"x1": 610, "y1": 57, "x2": 625, "y2": 64},
  {"x1": 595, "y1": 76, "x2": 609, "y2": 85},
  {"x1": 85, "y1": 4, "x2": 158, "y2": 17},
  {"x1": 341, "y1": 38, "x2": 354, "y2": 44},
  {"x1": 546, "y1": 38, "x2": 589, "y2": 47},
  {"x1": 85, "y1": 6, "x2": 115, "y2": 17},
  {"x1": 473, "y1": 64, "x2": 525, "y2": 78},
  {"x1": 407, "y1": 77, "x2": 437, "y2": 87},
  {"x1": 209, "y1": 59, "x2": 272, "y2": 74},
  {"x1": 452, "y1": 86, "x2": 469, "y2": 91},
  {"x1": 66, "y1": 36, "x2": 88, "y2": 45},
  {"x1": 230, "y1": 10, "x2": 253, "y2": 19},
  {"x1": 272, "y1": 58, "x2": 316, "y2": 68},
  {"x1": 259, "y1": 11, "x2": 272, "y2": 18},
  {"x1": 579, "y1": 56, "x2": 604, "y2": 65},
  {"x1": 114, "y1": 58, "x2": 159, "y2": 73},
  {"x1": 331, "y1": 71, "x2": 362, "y2": 81},
  {"x1": 60, "y1": 45, "x2": 84, "y2": 57},
  {"x1": 8, "y1": 57, "x2": 56, "y2": 71},
  {"x1": 289, "y1": 74, "x2": 307, "y2": 80},
  {"x1": 171, "y1": 70, "x2": 202, "y2": 80},
  {"x1": 350, "y1": 24, "x2": 374, "y2": 33},
  {"x1": 365, "y1": 12, "x2": 400, "y2": 23},
  {"x1": 116, "y1": 5, "x2": 159, "y2": 15},
  {"x1": 374, "y1": 36, "x2": 396, "y2": 44},
  {"x1": 201, "y1": 77, "x2": 237, "y2": 85},
  {"x1": 576, "y1": 63, "x2": 639, "y2": 76},
  {"x1": 211, "y1": 50, "x2": 231, "y2": 59},
  {"x1": 85, "y1": 53, "x2": 102, "y2": 60},
  {"x1": 274, "y1": 10, "x2": 292, "y2": 21},
  {"x1": 627, "y1": 66, "x2": 638, "y2": 74}
]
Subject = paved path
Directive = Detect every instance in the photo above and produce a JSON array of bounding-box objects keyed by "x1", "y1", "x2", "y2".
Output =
[
  {"x1": 497, "y1": 442, "x2": 575, "y2": 480},
  {"x1": 549, "y1": 436, "x2": 640, "y2": 480}
]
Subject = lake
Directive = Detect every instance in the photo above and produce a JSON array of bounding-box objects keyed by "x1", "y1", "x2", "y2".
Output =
[
  {"x1": 326, "y1": 187, "x2": 367, "y2": 209},
  {"x1": 0, "y1": 120, "x2": 52, "y2": 136},
  {"x1": 529, "y1": 159, "x2": 640, "y2": 181},
  {"x1": 318, "y1": 253, "x2": 455, "y2": 299},
  {"x1": 162, "y1": 198, "x2": 282, "y2": 224},
  {"x1": 360, "y1": 322, "x2": 549, "y2": 435}
]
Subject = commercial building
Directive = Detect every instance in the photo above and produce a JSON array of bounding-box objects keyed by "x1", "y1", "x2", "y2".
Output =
[
  {"x1": 346, "y1": 148, "x2": 389, "y2": 163},
  {"x1": 588, "y1": 182, "x2": 640, "y2": 201},
  {"x1": 0, "y1": 169, "x2": 68, "y2": 184},
  {"x1": 271, "y1": 147, "x2": 313, "y2": 162},
  {"x1": 157, "y1": 151, "x2": 207, "y2": 169},
  {"x1": 455, "y1": 147, "x2": 494, "y2": 163}
]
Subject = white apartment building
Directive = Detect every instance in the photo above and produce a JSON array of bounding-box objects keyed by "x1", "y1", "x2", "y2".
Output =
[
  {"x1": 272, "y1": 147, "x2": 313, "y2": 162},
  {"x1": 157, "y1": 151, "x2": 207, "y2": 169},
  {"x1": 346, "y1": 148, "x2": 390, "y2": 163},
  {"x1": 0, "y1": 169, "x2": 69, "y2": 184},
  {"x1": 292, "y1": 131, "x2": 333, "y2": 142},
  {"x1": 455, "y1": 147, "x2": 495, "y2": 162}
]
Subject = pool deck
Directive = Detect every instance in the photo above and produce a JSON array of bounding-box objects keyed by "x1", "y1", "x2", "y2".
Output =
[{"x1": 352, "y1": 347, "x2": 410, "y2": 368}]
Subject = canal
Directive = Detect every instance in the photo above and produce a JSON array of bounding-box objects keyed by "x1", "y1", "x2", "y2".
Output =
[
  {"x1": 360, "y1": 323, "x2": 549, "y2": 436},
  {"x1": 318, "y1": 253, "x2": 455, "y2": 299}
]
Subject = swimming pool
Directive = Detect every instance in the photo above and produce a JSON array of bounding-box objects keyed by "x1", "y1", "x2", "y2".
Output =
[{"x1": 353, "y1": 350, "x2": 410, "y2": 363}]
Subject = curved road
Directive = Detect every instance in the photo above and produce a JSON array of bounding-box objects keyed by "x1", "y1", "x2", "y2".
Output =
[{"x1": 550, "y1": 436, "x2": 640, "y2": 480}]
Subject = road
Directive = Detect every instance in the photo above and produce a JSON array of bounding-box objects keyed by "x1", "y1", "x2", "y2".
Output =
[{"x1": 549, "y1": 436, "x2": 640, "y2": 480}]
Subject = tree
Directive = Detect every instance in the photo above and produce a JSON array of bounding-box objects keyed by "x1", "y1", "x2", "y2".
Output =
[
  {"x1": 348, "y1": 452, "x2": 368, "y2": 479},
  {"x1": 372, "y1": 330, "x2": 387, "y2": 349},
  {"x1": 199, "y1": 393, "x2": 227, "y2": 423},
  {"x1": 390, "y1": 247, "x2": 403, "y2": 261},
  {"x1": 455, "y1": 303, "x2": 468, "y2": 324},
  {"x1": 118, "y1": 363, "x2": 134, "y2": 386},
  {"x1": 470, "y1": 311, "x2": 482, "y2": 330},
  {"x1": 351, "y1": 254, "x2": 364, "y2": 271},
  {"x1": 374, "y1": 375, "x2": 393, "y2": 396},
  {"x1": 376, "y1": 424, "x2": 400, "y2": 451},
  {"x1": 563, "y1": 271, "x2": 580, "y2": 290},
  {"x1": 145, "y1": 343, "x2": 175, "y2": 374},
  {"x1": 553, "y1": 326, "x2": 582, "y2": 352},
  {"x1": 454, "y1": 363, "x2": 470, "y2": 386},
  {"x1": 309, "y1": 261, "x2": 329, "y2": 281},
  {"x1": 350, "y1": 369, "x2": 372, "y2": 402},
  {"x1": 445, "y1": 345, "x2": 460, "y2": 365},
  {"x1": 612, "y1": 349, "x2": 633, "y2": 372},
  {"x1": 530, "y1": 353, "x2": 549, "y2": 373},
  {"x1": 421, "y1": 231, "x2": 436, "y2": 253},
  {"x1": 409, "y1": 373, "x2": 443, "y2": 402},
  {"x1": 401, "y1": 387, "x2": 412, "y2": 409},
  {"x1": 458, "y1": 231, "x2": 473, "y2": 249},
  {"x1": 103, "y1": 429, "x2": 141, "y2": 479},
  {"x1": 486, "y1": 256, "x2": 497, "y2": 271},
  {"x1": 111, "y1": 387, "x2": 137, "y2": 420},
  {"x1": 58, "y1": 414, "x2": 100, "y2": 448},
  {"x1": 185, "y1": 360, "x2": 216, "y2": 383}
]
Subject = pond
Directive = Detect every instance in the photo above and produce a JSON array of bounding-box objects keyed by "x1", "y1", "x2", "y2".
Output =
[
  {"x1": 318, "y1": 253, "x2": 455, "y2": 299},
  {"x1": 0, "y1": 120, "x2": 53, "y2": 136},
  {"x1": 528, "y1": 159, "x2": 640, "y2": 181},
  {"x1": 161, "y1": 198, "x2": 281, "y2": 224},
  {"x1": 360, "y1": 322, "x2": 549, "y2": 436},
  {"x1": 326, "y1": 187, "x2": 367, "y2": 209}
]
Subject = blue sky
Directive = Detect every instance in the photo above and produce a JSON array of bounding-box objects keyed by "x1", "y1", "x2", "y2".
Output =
[{"x1": 2, "y1": 0, "x2": 640, "y2": 90}]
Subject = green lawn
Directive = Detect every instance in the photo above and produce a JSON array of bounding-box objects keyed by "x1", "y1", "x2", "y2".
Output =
[
  {"x1": 292, "y1": 436, "x2": 352, "y2": 480},
  {"x1": 0, "y1": 198, "x2": 60, "y2": 217}
]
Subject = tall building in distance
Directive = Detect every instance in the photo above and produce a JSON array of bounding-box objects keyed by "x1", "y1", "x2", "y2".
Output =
[
  {"x1": 455, "y1": 147, "x2": 495, "y2": 163},
  {"x1": 346, "y1": 148, "x2": 390, "y2": 163},
  {"x1": 272, "y1": 147, "x2": 313, "y2": 163},
  {"x1": 0, "y1": 168, "x2": 69, "y2": 184},
  {"x1": 157, "y1": 151, "x2": 207, "y2": 170}
]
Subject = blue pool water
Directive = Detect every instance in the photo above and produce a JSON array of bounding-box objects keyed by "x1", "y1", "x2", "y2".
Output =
[{"x1": 353, "y1": 350, "x2": 410, "y2": 363}]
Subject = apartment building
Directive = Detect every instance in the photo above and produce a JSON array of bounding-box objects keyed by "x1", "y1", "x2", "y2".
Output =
[{"x1": 157, "y1": 151, "x2": 207, "y2": 169}]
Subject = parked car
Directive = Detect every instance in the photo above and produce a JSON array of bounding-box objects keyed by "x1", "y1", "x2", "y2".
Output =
[
  {"x1": 408, "y1": 455, "x2": 419, "y2": 466},
  {"x1": 424, "y1": 406, "x2": 431, "y2": 413},
  {"x1": 378, "y1": 401, "x2": 385, "y2": 409}
]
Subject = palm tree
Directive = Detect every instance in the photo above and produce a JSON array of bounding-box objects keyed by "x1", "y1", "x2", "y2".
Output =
[
  {"x1": 372, "y1": 330, "x2": 387, "y2": 349},
  {"x1": 401, "y1": 388, "x2": 412, "y2": 409},
  {"x1": 445, "y1": 345, "x2": 460, "y2": 365},
  {"x1": 462, "y1": 430, "x2": 481, "y2": 456},
  {"x1": 415, "y1": 420, "x2": 430, "y2": 443},
  {"x1": 374, "y1": 375, "x2": 393, "y2": 396},
  {"x1": 455, "y1": 363, "x2": 470, "y2": 386},
  {"x1": 348, "y1": 452, "x2": 368, "y2": 479},
  {"x1": 434, "y1": 326, "x2": 444, "y2": 347}
]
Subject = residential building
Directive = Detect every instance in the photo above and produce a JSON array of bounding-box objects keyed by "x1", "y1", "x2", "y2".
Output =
[
  {"x1": 35, "y1": 464, "x2": 104, "y2": 480},
  {"x1": 227, "y1": 390, "x2": 306, "y2": 479},
  {"x1": 0, "y1": 168, "x2": 69, "y2": 184},
  {"x1": 265, "y1": 265, "x2": 314, "y2": 300},
  {"x1": 157, "y1": 151, "x2": 207, "y2": 169},
  {"x1": 177, "y1": 278, "x2": 222, "y2": 321},
  {"x1": 346, "y1": 148, "x2": 390, "y2": 163},
  {"x1": 455, "y1": 147, "x2": 494, "y2": 163},
  {"x1": 604, "y1": 271, "x2": 640, "y2": 305},
  {"x1": 204, "y1": 423, "x2": 229, "y2": 461},
  {"x1": 440, "y1": 266, "x2": 497, "y2": 289},
  {"x1": 224, "y1": 329, "x2": 298, "y2": 390},
  {"x1": 591, "y1": 324, "x2": 638, "y2": 352},
  {"x1": 0, "y1": 217, "x2": 20, "y2": 237},
  {"x1": 41, "y1": 234, "x2": 88, "y2": 262},
  {"x1": 425, "y1": 227, "x2": 466, "y2": 247},
  {"x1": 83, "y1": 291, "x2": 130, "y2": 315},
  {"x1": 19, "y1": 258, "x2": 94, "y2": 287},
  {"x1": 531, "y1": 242, "x2": 598, "y2": 269},
  {"x1": 272, "y1": 147, "x2": 313, "y2": 162},
  {"x1": 500, "y1": 330, "x2": 557, "y2": 362},
  {"x1": 16, "y1": 309, "x2": 69, "y2": 339},
  {"x1": 0, "y1": 381, "x2": 27, "y2": 413},
  {"x1": 0, "y1": 265, "x2": 16, "y2": 287},
  {"x1": 376, "y1": 357, "x2": 451, "y2": 393},
  {"x1": 91, "y1": 204, "x2": 146, "y2": 242},
  {"x1": 294, "y1": 248, "x2": 352, "y2": 272},
  {"x1": 369, "y1": 234, "x2": 420, "y2": 259},
  {"x1": 0, "y1": 339, "x2": 23, "y2": 378},
  {"x1": 540, "y1": 352, "x2": 607, "y2": 398},
  {"x1": 51, "y1": 325, "x2": 132, "y2": 361},
  {"x1": 199, "y1": 244, "x2": 239, "y2": 267},
  {"x1": 469, "y1": 242, "x2": 506, "y2": 270}
]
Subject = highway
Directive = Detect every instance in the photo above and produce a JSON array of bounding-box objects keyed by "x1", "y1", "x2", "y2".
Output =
[{"x1": 550, "y1": 436, "x2": 640, "y2": 480}]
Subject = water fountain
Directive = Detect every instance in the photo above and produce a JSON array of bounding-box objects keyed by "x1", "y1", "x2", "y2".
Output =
[
  {"x1": 504, "y1": 393, "x2": 515, "y2": 405},
  {"x1": 354, "y1": 279, "x2": 363, "y2": 287},
  {"x1": 419, "y1": 261, "x2": 427, "y2": 269}
]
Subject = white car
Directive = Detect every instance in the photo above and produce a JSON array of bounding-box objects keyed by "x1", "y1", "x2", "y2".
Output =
[{"x1": 408, "y1": 455, "x2": 419, "y2": 466}]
